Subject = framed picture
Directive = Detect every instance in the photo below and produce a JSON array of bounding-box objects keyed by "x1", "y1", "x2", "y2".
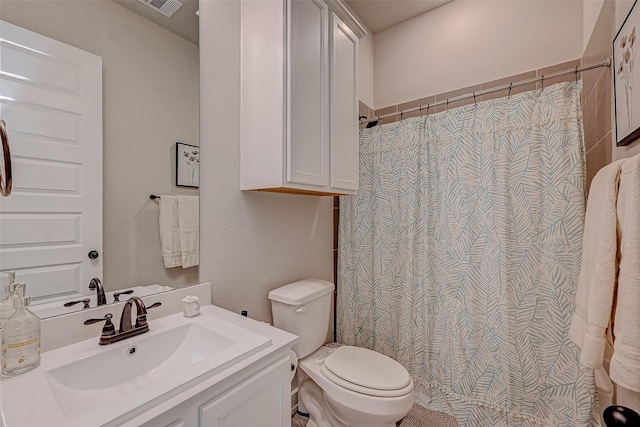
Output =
[
  {"x1": 176, "y1": 142, "x2": 199, "y2": 188},
  {"x1": 614, "y1": 0, "x2": 640, "y2": 146}
]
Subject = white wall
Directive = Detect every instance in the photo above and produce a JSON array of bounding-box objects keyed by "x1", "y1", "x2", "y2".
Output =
[
  {"x1": 584, "y1": 0, "x2": 605, "y2": 52},
  {"x1": 359, "y1": 33, "x2": 375, "y2": 108},
  {"x1": 615, "y1": 0, "x2": 636, "y2": 29},
  {"x1": 1, "y1": 1, "x2": 200, "y2": 292},
  {"x1": 198, "y1": 0, "x2": 334, "y2": 322},
  {"x1": 372, "y1": 0, "x2": 584, "y2": 108}
]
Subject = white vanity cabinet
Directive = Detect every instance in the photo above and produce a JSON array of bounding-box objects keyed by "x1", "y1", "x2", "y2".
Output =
[
  {"x1": 0, "y1": 296, "x2": 297, "y2": 427},
  {"x1": 141, "y1": 355, "x2": 291, "y2": 427},
  {"x1": 241, "y1": 0, "x2": 359, "y2": 196}
]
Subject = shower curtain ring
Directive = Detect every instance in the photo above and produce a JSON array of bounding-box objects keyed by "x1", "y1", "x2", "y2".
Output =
[
  {"x1": 508, "y1": 83, "x2": 512, "y2": 99},
  {"x1": 400, "y1": 110, "x2": 404, "y2": 121},
  {"x1": 541, "y1": 75, "x2": 545, "y2": 90},
  {"x1": 446, "y1": 99, "x2": 449, "y2": 112},
  {"x1": 575, "y1": 66, "x2": 579, "y2": 82},
  {"x1": 419, "y1": 105, "x2": 423, "y2": 118},
  {"x1": 473, "y1": 92, "x2": 477, "y2": 106}
]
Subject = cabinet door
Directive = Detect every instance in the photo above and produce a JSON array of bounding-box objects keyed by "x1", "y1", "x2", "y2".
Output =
[
  {"x1": 329, "y1": 13, "x2": 359, "y2": 193},
  {"x1": 199, "y1": 357, "x2": 290, "y2": 427},
  {"x1": 287, "y1": 0, "x2": 330, "y2": 188}
]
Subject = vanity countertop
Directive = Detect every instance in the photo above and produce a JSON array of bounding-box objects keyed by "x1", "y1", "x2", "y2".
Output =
[{"x1": 0, "y1": 304, "x2": 297, "y2": 427}]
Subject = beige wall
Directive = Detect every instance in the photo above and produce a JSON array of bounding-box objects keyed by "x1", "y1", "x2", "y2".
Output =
[
  {"x1": 198, "y1": 0, "x2": 334, "y2": 322},
  {"x1": 584, "y1": 0, "x2": 606, "y2": 52},
  {"x1": 1, "y1": 1, "x2": 200, "y2": 292},
  {"x1": 371, "y1": 0, "x2": 583, "y2": 109}
]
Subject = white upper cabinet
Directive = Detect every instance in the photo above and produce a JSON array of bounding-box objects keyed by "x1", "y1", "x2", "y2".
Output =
[
  {"x1": 288, "y1": 0, "x2": 329, "y2": 188},
  {"x1": 329, "y1": 12, "x2": 359, "y2": 192},
  {"x1": 241, "y1": 0, "x2": 360, "y2": 196}
]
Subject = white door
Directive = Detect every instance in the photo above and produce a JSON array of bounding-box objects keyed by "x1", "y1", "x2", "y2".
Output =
[{"x1": 0, "y1": 20, "x2": 102, "y2": 302}]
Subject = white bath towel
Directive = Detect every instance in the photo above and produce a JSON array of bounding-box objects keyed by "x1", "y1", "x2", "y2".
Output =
[
  {"x1": 177, "y1": 195, "x2": 199, "y2": 268},
  {"x1": 569, "y1": 159, "x2": 625, "y2": 369},
  {"x1": 159, "y1": 195, "x2": 182, "y2": 268},
  {"x1": 610, "y1": 154, "x2": 640, "y2": 392}
]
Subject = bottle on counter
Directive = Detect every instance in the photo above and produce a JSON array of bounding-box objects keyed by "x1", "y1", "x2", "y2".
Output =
[
  {"x1": 0, "y1": 272, "x2": 25, "y2": 329},
  {"x1": 1, "y1": 296, "x2": 41, "y2": 376}
]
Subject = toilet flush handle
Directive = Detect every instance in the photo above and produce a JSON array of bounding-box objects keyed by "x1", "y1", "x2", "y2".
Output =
[{"x1": 296, "y1": 305, "x2": 306, "y2": 313}]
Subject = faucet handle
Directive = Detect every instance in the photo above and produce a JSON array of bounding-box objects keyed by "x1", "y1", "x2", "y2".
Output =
[
  {"x1": 64, "y1": 298, "x2": 91, "y2": 309},
  {"x1": 113, "y1": 289, "x2": 134, "y2": 302},
  {"x1": 84, "y1": 313, "x2": 118, "y2": 346},
  {"x1": 135, "y1": 302, "x2": 162, "y2": 328},
  {"x1": 83, "y1": 313, "x2": 116, "y2": 337},
  {"x1": 83, "y1": 313, "x2": 113, "y2": 324}
]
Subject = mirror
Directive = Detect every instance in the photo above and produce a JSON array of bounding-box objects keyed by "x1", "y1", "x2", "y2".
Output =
[{"x1": 0, "y1": 0, "x2": 200, "y2": 318}]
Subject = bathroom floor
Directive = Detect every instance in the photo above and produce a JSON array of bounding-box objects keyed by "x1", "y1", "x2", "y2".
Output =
[
  {"x1": 397, "y1": 404, "x2": 458, "y2": 427},
  {"x1": 290, "y1": 413, "x2": 308, "y2": 427},
  {"x1": 290, "y1": 404, "x2": 458, "y2": 427}
]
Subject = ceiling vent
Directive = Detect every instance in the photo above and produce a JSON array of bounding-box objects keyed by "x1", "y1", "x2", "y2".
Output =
[{"x1": 137, "y1": 0, "x2": 183, "y2": 18}]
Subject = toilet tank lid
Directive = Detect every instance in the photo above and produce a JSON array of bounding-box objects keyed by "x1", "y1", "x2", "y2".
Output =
[{"x1": 268, "y1": 279, "x2": 335, "y2": 305}]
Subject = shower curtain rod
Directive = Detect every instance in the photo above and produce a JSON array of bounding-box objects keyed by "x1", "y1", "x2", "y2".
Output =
[{"x1": 362, "y1": 57, "x2": 611, "y2": 125}]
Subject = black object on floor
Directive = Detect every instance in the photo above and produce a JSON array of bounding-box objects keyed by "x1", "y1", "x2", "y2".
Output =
[{"x1": 603, "y1": 406, "x2": 640, "y2": 426}]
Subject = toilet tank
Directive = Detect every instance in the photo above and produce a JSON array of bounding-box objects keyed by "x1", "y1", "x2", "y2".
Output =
[{"x1": 268, "y1": 279, "x2": 335, "y2": 359}]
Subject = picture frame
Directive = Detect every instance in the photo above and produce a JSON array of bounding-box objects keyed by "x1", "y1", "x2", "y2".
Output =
[
  {"x1": 614, "y1": 0, "x2": 640, "y2": 146},
  {"x1": 175, "y1": 142, "x2": 199, "y2": 188}
]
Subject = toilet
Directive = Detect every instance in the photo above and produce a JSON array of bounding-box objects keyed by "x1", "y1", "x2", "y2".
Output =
[{"x1": 269, "y1": 279, "x2": 414, "y2": 427}]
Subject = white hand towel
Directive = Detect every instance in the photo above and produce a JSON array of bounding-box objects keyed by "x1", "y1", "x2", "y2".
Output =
[
  {"x1": 159, "y1": 195, "x2": 182, "y2": 268},
  {"x1": 569, "y1": 159, "x2": 625, "y2": 369},
  {"x1": 177, "y1": 195, "x2": 199, "y2": 268},
  {"x1": 610, "y1": 154, "x2": 640, "y2": 392}
]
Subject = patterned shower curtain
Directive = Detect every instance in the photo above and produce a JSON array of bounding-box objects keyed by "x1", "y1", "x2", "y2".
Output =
[{"x1": 337, "y1": 81, "x2": 599, "y2": 426}]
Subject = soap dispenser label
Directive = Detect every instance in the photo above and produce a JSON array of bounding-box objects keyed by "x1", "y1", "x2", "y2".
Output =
[
  {"x1": 7, "y1": 337, "x2": 38, "y2": 348},
  {"x1": 1, "y1": 330, "x2": 41, "y2": 375}
]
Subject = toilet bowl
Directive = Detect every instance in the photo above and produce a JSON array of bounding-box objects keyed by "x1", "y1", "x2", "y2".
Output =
[
  {"x1": 268, "y1": 279, "x2": 415, "y2": 427},
  {"x1": 298, "y1": 345, "x2": 414, "y2": 427}
]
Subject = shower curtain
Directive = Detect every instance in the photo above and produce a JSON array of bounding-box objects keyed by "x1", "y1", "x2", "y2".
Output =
[{"x1": 337, "y1": 81, "x2": 599, "y2": 426}]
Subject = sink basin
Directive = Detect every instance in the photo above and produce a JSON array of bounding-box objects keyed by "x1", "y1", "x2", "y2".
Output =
[{"x1": 45, "y1": 317, "x2": 271, "y2": 419}]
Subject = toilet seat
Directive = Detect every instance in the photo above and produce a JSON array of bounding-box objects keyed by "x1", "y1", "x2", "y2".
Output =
[{"x1": 321, "y1": 346, "x2": 412, "y2": 397}]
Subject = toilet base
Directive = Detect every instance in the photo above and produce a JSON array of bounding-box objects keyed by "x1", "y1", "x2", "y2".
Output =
[{"x1": 299, "y1": 379, "x2": 400, "y2": 427}]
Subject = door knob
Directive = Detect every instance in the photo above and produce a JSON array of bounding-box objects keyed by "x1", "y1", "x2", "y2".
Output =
[{"x1": 88, "y1": 250, "x2": 100, "y2": 259}]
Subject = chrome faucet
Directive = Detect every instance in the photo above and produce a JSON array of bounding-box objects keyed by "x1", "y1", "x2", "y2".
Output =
[
  {"x1": 88, "y1": 277, "x2": 107, "y2": 306},
  {"x1": 83, "y1": 297, "x2": 161, "y2": 345}
]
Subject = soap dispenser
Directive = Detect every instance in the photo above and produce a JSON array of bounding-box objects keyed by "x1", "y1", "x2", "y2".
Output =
[
  {"x1": 0, "y1": 272, "x2": 24, "y2": 328},
  {"x1": 1, "y1": 296, "x2": 41, "y2": 376}
]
